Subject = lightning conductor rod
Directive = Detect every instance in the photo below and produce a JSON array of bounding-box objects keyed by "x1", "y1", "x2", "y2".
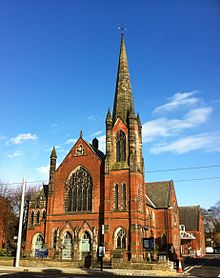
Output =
[
  {"x1": 118, "y1": 24, "x2": 126, "y2": 34},
  {"x1": 15, "y1": 178, "x2": 26, "y2": 267}
]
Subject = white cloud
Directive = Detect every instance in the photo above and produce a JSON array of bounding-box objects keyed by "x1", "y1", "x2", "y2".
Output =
[
  {"x1": 142, "y1": 107, "x2": 212, "y2": 142},
  {"x1": 10, "y1": 133, "x2": 38, "y2": 144},
  {"x1": 154, "y1": 91, "x2": 199, "y2": 113},
  {"x1": 87, "y1": 115, "x2": 96, "y2": 121},
  {"x1": 37, "y1": 164, "x2": 49, "y2": 176},
  {"x1": 0, "y1": 135, "x2": 7, "y2": 142},
  {"x1": 51, "y1": 123, "x2": 57, "y2": 128},
  {"x1": 150, "y1": 133, "x2": 220, "y2": 154},
  {"x1": 65, "y1": 138, "x2": 77, "y2": 145},
  {"x1": 91, "y1": 130, "x2": 103, "y2": 137},
  {"x1": 7, "y1": 150, "x2": 22, "y2": 158},
  {"x1": 142, "y1": 118, "x2": 171, "y2": 142},
  {"x1": 97, "y1": 135, "x2": 106, "y2": 153}
]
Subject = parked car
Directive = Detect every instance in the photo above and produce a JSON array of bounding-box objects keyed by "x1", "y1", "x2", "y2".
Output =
[
  {"x1": 214, "y1": 247, "x2": 220, "y2": 254},
  {"x1": 206, "y1": 247, "x2": 214, "y2": 253}
]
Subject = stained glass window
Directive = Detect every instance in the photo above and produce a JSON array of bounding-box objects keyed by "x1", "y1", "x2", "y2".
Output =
[
  {"x1": 116, "y1": 130, "x2": 126, "y2": 162},
  {"x1": 66, "y1": 167, "x2": 93, "y2": 212}
]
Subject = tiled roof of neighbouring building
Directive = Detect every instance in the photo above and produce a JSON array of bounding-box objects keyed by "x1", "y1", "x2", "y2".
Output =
[
  {"x1": 179, "y1": 205, "x2": 200, "y2": 231},
  {"x1": 145, "y1": 181, "x2": 173, "y2": 208}
]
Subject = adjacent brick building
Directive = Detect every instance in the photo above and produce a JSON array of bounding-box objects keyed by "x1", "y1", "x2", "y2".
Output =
[
  {"x1": 25, "y1": 33, "x2": 205, "y2": 262},
  {"x1": 179, "y1": 206, "x2": 206, "y2": 257}
]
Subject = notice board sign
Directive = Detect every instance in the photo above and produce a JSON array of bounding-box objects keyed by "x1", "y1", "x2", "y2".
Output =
[{"x1": 143, "y1": 237, "x2": 154, "y2": 250}]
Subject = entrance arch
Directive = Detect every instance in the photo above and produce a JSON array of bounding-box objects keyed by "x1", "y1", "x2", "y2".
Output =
[
  {"x1": 32, "y1": 233, "x2": 44, "y2": 257},
  {"x1": 62, "y1": 231, "x2": 73, "y2": 259},
  {"x1": 81, "y1": 231, "x2": 91, "y2": 253}
]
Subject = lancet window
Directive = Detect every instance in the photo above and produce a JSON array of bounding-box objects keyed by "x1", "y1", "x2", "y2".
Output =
[
  {"x1": 66, "y1": 167, "x2": 93, "y2": 212},
  {"x1": 115, "y1": 228, "x2": 126, "y2": 249},
  {"x1": 116, "y1": 130, "x2": 126, "y2": 162},
  {"x1": 36, "y1": 210, "x2": 40, "y2": 224},
  {"x1": 122, "y1": 183, "x2": 126, "y2": 210},
  {"x1": 30, "y1": 210, "x2": 34, "y2": 225},
  {"x1": 114, "y1": 183, "x2": 119, "y2": 210}
]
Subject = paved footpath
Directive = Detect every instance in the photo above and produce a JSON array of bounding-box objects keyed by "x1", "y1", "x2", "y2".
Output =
[{"x1": 0, "y1": 266, "x2": 186, "y2": 277}]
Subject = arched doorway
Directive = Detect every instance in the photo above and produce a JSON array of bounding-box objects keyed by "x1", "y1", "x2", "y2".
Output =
[
  {"x1": 32, "y1": 233, "x2": 44, "y2": 257},
  {"x1": 62, "y1": 232, "x2": 73, "y2": 259},
  {"x1": 81, "y1": 231, "x2": 91, "y2": 253}
]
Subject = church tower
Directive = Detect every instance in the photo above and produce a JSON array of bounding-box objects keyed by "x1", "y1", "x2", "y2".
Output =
[{"x1": 104, "y1": 33, "x2": 146, "y2": 261}]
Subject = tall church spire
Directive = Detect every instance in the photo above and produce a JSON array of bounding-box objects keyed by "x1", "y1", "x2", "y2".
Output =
[{"x1": 112, "y1": 33, "x2": 135, "y2": 124}]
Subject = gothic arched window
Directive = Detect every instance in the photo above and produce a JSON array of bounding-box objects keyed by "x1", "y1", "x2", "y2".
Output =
[
  {"x1": 114, "y1": 183, "x2": 119, "y2": 210},
  {"x1": 42, "y1": 210, "x2": 46, "y2": 222},
  {"x1": 115, "y1": 228, "x2": 126, "y2": 249},
  {"x1": 66, "y1": 167, "x2": 93, "y2": 212},
  {"x1": 30, "y1": 210, "x2": 34, "y2": 225},
  {"x1": 53, "y1": 229, "x2": 58, "y2": 250},
  {"x1": 36, "y1": 210, "x2": 40, "y2": 224},
  {"x1": 116, "y1": 130, "x2": 126, "y2": 162},
  {"x1": 161, "y1": 234, "x2": 167, "y2": 249},
  {"x1": 122, "y1": 183, "x2": 126, "y2": 210}
]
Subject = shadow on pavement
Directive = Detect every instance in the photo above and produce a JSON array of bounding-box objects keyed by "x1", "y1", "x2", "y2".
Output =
[{"x1": 184, "y1": 255, "x2": 220, "y2": 267}]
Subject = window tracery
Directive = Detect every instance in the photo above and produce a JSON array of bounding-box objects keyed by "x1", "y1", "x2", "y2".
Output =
[
  {"x1": 115, "y1": 228, "x2": 126, "y2": 249},
  {"x1": 116, "y1": 130, "x2": 126, "y2": 162},
  {"x1": 66, "y1": 167, "x2": 93, "y2": 212}
]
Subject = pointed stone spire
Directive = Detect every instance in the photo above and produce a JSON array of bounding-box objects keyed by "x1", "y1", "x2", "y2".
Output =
[
  {"x1": 106, "y1": 107, "x2": 112, "y2": 123},
  {"x1": 49, "y1": 146, "x2": 57, "y2": 195},
  {"x1": 137, "y1": 113, "x2": 142, "y2": 127},
  {"x1": 112, "y1": 33, "x2": 135, "y2": 124},
  {"x1": 50, "y1": 146, "x2": 57, "y2": 159}
]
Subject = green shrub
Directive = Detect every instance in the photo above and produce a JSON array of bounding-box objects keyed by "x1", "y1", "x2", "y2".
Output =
[{"x1": 0, "y1": 248, "x2": 7, "y2": 256}]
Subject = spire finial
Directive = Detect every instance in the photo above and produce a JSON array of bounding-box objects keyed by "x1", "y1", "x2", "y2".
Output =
[
  {"x1": 80, "y1": 130, "x2": 83, "y2": 138},
  {"x1": 118, "y1": 24, "x2": 126, "y2": 34},
  {"x1": 113, "y1": 25, "x2": 134, "y2": 124},
  {"x1": 50, "y1": 146, "x2": 57, "y2": 159}
]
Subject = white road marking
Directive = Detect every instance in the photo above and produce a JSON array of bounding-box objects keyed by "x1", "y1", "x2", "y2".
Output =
[{"x1": 184, "y1": 265, "x2": 201, "y2": 273}]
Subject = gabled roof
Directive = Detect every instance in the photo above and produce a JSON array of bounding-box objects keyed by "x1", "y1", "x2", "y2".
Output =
[
  {"x1": 179, "y1": 206, "x2": 200, "y2": 231},
  {"x1": 30, "y1": 184, "x2": 48, "y2": 202},
  {"x1": 56, "y1": 135, "x2": 105, "y2": 173},
  {"x1": 89, "y1": 142, "x2": 105, "y2": 160},
  {"x1": 145, "y1": 181, "x2": 172, "y2": 208}
]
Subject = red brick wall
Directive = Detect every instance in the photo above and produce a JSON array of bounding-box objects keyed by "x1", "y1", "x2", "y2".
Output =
[
  {"x1": 0, "y1": 197, "x2": 9, "y2": 248},
  {"x1": 181, "y1": 209, "x2": 206, "y2": 257},
  {"x1": 146, "y1": 183, "x2": 181, "y2": 259},
  {"x1": 25, "y1": 138, "x2": 104, "y2": 256},
  {"x1": 45, "y1": 138, "x2": 103, "y2": 254}
]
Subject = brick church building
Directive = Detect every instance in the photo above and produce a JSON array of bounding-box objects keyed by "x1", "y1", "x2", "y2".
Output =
[{"x1": 25, "y1": 34, "x2": 205, "y2": 262}]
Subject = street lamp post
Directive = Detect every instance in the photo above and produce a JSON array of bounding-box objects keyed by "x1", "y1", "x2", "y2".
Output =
[{"x1": 15, "y1": 178, "x2": 26, "y2": 268}]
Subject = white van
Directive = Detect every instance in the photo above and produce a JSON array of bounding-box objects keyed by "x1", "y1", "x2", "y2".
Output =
[{"x1": 206, "y1": 247, "x2": 214, "y2": 253}]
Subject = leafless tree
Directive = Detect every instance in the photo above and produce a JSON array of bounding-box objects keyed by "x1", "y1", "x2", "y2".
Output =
[
  {"x1": 202, "y1": 201, "x2": 220, "y2": 247},
  {"x1": 0, "y1": 180, "x2": 41, "y2": 254}
]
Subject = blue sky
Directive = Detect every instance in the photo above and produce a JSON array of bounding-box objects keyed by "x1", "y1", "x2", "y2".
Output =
[{"x1": 0, "y1": 0, "x2": 219, "y2": 209}]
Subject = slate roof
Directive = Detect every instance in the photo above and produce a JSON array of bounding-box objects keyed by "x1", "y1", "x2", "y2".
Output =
[
  {"x1": 89, "y1": 142, "x2": 105, "y2": 160},
  {"x1": 30, "y1": 184, "x2": 48, "y2": 202},
  {"x1": 179, "y1": 206, "x2": 200, "y2": 231},
  {"x1": 145, "y1": 181, "x2": 172, "y2": 208}
]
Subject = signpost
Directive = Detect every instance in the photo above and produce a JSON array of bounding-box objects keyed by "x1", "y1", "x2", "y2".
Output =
[
  {"x1": 143, "y1": 237, "x2": 154, "y2": 250},
  {"x1": 99, "y1": 224, "x2": 105, "y2": 271}
]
